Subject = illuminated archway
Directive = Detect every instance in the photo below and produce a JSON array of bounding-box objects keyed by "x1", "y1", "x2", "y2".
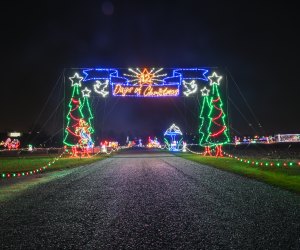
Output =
[{"x1": 63, "y1": 68, "x2": 229, "y2": 156}]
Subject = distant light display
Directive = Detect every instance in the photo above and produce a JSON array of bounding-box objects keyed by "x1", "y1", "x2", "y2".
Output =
[
  {"x1": 0, "y1": 138, "x2": 20, "y2": 150},
  {"x1": 8, "y1": 132, "x2": 22, "y2": 137},
  {"x1": 147, "y1": 137, "x2": 161, "y2": 148},
  {"x1": 164, "y1": 124, "x2": 183, "y2": 151}
]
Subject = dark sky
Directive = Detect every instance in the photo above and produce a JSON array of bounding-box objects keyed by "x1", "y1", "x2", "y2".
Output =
[{"x1": 1, "y1": 0, "x2": 299, "y2": 142}]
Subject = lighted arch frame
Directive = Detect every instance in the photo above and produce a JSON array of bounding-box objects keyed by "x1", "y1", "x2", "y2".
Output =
[{"x1": 76, "y1": 67, "x2": 210, "y2": 98}]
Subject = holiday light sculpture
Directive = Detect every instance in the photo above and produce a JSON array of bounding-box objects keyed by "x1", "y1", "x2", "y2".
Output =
[
  {"x1": 63, "y1": 73, "x2": 85, "y2": 147},
  {"x1": 183, "y1": 80, "x2": 198, "y2": 96},
  {"x1": 1, "y1": 138, "x2": 20, "y2": 150},
  {"x1": 164, "y1": 124, "x2": 183, "y2": 151},
  {"x1": 78, "y1": 67, "x2": 209, "y2": 98},
  {"x1": 205, "y1": 72, "x2": 230, "y2": 156},
  {"x1": 199, "y1": 86, "x2": 213, "y2": 155},
  {"x1": 81, "y1": 87, "x2": 94, "y2": 134},
  {"x1": 64, "y1": 68, "x2": 226, "y2": 153},
  {"x1": 113, "y1": 68, "x2": 179, "y2": 97},
  {"x1": 147, "y1": 137, "x2": 161, "y2": 148},
  {"x1": 73, "y1": 118, "x2": 94, "y2": 157},
  {"x1": 94, "y1": 80, "x2": 109, "y2": 97},
  {"x1": 124, "y1": 68, "x2": 167, "y2": 85}
]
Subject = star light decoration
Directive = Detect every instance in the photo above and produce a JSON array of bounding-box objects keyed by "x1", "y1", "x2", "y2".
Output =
[
  {"x1": 124, "y1": 68, "x2": 167, "y2": 85},
  {"x1": 208, "y1": 72, "x2": 222, "y2": 85},
  {"x1": 183, "y1": 80, "x2": 198, "y2": 96},
  {"x1": 200, "y1": 87, "x2": 210, "y2": 96},
  {"x1": 81, "y1": 87, "x2": 91, "y2": 97},
  {"x1": 69, "y1": 73, "x2": 83, "y2": 87},
  {"x1": 93, "y1": 80, "x2": 109, "y2": 97}
]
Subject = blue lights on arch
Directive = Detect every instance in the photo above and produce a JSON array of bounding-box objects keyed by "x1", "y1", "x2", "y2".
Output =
[{"x1": 71, "y1": 68, "x2": 212, "y2": 98}]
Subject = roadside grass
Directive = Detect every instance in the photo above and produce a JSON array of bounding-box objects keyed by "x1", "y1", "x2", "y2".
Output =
[
  {"x1": 178, "y1": 153, "x2": 300, "y2": 194},
  {"x1": 0, "y1": 154, "x2": 112, "y2": 202},
  {"x1": 0, "y1": 154, "x2": 111, "y2": 174}
]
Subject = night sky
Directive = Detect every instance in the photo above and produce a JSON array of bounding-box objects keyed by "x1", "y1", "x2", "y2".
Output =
[{"x1": 1, "y1": 0, "x2": 299, "y2": 143}]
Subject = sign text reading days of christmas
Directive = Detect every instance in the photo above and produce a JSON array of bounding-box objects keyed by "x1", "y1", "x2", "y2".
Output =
[{"x1": 112, "y1": 84, "x2": 180, "y2": 97}]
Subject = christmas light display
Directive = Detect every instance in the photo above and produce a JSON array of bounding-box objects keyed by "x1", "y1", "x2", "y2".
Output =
[
  {"x1": 81, "y1": 87, "x2": 91, "y2": 97},
  {"x1": 224, "y1": 152, "x2": 300, "y2": 169},
  {"x1": 199, "y1": 87, "x2": 212, "y2": 156},
  {"x1": 69, "y1": 68, "x2": 210, "y2": 98},
  {"x1": 69, "y1": 73, "x2": 83, "y2": 87},
  {"x1": 0, "y1": 138, "x2": 20, "y2": 150},
  {"x1": 164, "y1": 124, "x2": 183, "y2": 151},
  {"x1": 81, "y1": 87, "x2": 94, "y2": 134},
  {"x1": 94, "y1": 80, "x2": 109, "y2": 97},
  {"x1": 183, "y1": 80, "x2": 198, "y2": 96},
  {"x1": 205, "y1": 72, "x2": 230, "y2": 156},
  {"x1": 274, "y1": 134, "x2": 300, "y2": 143},
  {"x1": 147, "y1": 137, "x2": 161, "y2": 148},
  {"x1": 63, "y1": 73, "x2": 84, "y2": 147},
  {"x1": 112, "y1": 84, "x2": 180, "y2": 97},
  {"x1": 182, "y1": 141, "x2": 187, "y2": 152},
  {"x1": 1, "y1": 151, "x2": 66, "y2": 179},
  {"x1": 124, "y1": 68, "x2": 167, "y2": 85},
  {"x1": 72, "y1": 119, "x2": 94, "y2": 157},
  {"x1": 64, "y1": 68, "x2": 218, "y2": 150},
  {"x1": 64, "y1": 72, "x2": 95, "y2": 157}
]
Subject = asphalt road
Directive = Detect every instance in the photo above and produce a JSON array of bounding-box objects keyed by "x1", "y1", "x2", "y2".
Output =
[{"x1": 1, "y1": 150, "x2": 300, "y2": 249}]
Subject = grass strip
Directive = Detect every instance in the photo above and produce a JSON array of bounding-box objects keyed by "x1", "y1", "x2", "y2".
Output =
[{"x1": 178, "y1": 153, "x2": 300, "y2": 194}]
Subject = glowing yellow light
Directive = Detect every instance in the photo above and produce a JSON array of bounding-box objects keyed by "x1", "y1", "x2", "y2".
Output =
[{"x1": 124, "y1": 68, "x2": 167, "y2": 85}]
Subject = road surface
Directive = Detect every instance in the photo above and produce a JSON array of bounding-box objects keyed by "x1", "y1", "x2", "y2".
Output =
[{"x1": 1, "y1": 150, "x2": 300, "y2": 249}]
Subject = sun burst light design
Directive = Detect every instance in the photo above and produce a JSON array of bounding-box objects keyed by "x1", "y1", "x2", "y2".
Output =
[{"x1": 124, "y1": 68, "x2": 167, "y2": 85}]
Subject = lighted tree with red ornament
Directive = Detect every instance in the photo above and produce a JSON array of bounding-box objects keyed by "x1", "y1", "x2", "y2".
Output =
[
  {"x1": 205, "y1": 72, "x2": 230, "y2": 156},
  {"x1": 63, "y1": 73, "x2": 84, "y2": 147}
]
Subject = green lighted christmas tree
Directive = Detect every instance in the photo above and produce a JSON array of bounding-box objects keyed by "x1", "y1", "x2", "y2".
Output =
[
  {"x1": 205, "y1": 72, "x2": 229, "y2": 156},
  {"x1": 63, "y1": 73, "x2": 84, "y2": 147},
  {"x1": 80, "y1": 87, "x2": 94, "y2": 134},
  {"x1": 199, "y1": 86, "x2": 213, "y2": 155}
]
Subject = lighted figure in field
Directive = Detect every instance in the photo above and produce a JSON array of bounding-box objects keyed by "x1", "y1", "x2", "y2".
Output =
[
  {"x1": 205, "y1": 72, "x2": 230, "y2": 156},
  {"x1": 147, "y1": 137, "x2": 161, "y2": 148},
  {"x1": 64, "y1": 73, "x2": 85, "y2": 147},
  {"x1": 164, "y1": 124, "x2": 183, "y2": 151},
  {"x1": 1, "y1": 138, "x2": 20, "y2": 150},
  {"x1": 199, "y1": 87, "x2": 213, "y2": 156},
  {"x1": 28, "y1": 144, "x2": 33, "y2": 151},
  {"x1": 73, "y1": 119, "x2": 94, "y2": 157}
]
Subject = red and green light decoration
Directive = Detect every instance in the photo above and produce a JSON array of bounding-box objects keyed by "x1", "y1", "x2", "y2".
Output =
[
  {"x1": 1, "y1": 151, "x2": 66, "y2": 179},
  {"x1": 81, "y1": 87, "x2": 94, "y2": 134},
  {"x1": 224, "y1": 152, "x2": 300, "y2": 168},
  {"x1": 63, "y1": 73, "x2": 84, "y2": 147},
  {"x1": 63, "y1": 73, "x2": 94, "y2": 149},
  {"x1": 199, "y1": 86, "x2": 213, "y2": 155},
  {"x1": 199, "y1": 72, "x2": 229, "y2": 156}
]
